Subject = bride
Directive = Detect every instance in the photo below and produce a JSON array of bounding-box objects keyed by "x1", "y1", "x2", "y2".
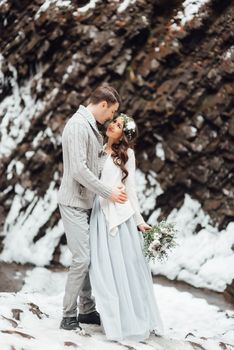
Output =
[{"x1": 89, "y1": 113, "x2": 164, "y2": 341}]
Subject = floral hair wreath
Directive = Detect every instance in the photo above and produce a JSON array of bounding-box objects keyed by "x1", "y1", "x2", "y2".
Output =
[{"x1": 119, "y1": 113, "x2": 137, "y2": 141}]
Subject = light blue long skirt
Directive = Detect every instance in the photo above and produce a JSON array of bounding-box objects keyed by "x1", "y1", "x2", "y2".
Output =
[{"x1": 89, "y1": 196, "x2": 164, "y2": 341}]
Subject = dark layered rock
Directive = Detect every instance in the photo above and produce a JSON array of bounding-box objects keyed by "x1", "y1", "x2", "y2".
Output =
[
  {"x1": 226, "y1": 280, "x2": 234, "y2": 301},
  {"x1": 0, "y1": 0, "x2": 233, "y2": 280}
]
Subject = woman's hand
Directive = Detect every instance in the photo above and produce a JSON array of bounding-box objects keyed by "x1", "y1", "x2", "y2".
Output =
[{"x1": 138, "y1": 223, "x2": 152, "y2": 233}]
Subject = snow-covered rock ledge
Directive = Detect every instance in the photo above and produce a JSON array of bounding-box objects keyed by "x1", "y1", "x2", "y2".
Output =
[
  {"x1": 0, "y1": 169, "x2": 233, "y2": 294},
  {"x1": 136, "y1": 170, "x2": 234, "y2": 293}
]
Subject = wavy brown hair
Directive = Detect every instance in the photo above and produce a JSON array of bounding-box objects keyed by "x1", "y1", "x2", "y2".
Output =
[{"x1": 108, "y1": 121, "x2": 138, "y2": 183}]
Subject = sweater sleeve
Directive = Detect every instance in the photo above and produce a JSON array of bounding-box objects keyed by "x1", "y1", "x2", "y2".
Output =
[
  {"x1": 125, "y1": 149, "x2": 145, "y2": 226},
  {"x1": 67, "y1": 122, "x2": 112, "y2": 199}
]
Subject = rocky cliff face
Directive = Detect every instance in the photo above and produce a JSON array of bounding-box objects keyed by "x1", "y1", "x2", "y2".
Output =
[{"x1": 0, "y1": 0, "x2": 233, "y2": 293}]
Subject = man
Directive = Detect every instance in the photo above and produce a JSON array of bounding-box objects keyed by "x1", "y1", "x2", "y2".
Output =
[{"x1": 58, "y1": 85, "x2": 127, "y2": 331}]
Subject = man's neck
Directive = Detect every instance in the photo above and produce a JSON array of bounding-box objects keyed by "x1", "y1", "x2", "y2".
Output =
[{"x1": 86, "y1": 104, "x2": 98, "y2": 121}]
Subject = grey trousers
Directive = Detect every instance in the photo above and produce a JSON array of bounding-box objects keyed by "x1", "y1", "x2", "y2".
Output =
[{"x1": 59, "y1": 204, "x2": 96, "y2": 317}]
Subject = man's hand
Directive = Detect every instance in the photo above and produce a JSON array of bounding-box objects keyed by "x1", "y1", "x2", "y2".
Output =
[
  {"x1": 138, "y1": 223, "x2": 151, "y2": 233},
  {"x1": 110, "y1": 185, "x2": 128, "y2": 204}
]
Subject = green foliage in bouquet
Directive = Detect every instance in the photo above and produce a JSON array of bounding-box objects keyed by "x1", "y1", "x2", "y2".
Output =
[{"x1": 142, "y1": 221, "x2": 178, "y2": 262}]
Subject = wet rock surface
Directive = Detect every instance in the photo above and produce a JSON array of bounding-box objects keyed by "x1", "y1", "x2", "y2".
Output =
[{"x1": 0, "y1": 262, "x2": 33, "y2": 292}]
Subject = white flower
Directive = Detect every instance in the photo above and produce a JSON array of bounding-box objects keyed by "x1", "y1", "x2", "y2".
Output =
[
  {"x1": 160, "y1": 228, "x2": 168, "y2": 235},
  {"x1": 167, "y1": 231, "x2": 175, "y2": 237},
  {"x1": 148, "y1": 243, "x2": 160, "y2": 257},
  {"x1": 125, "y1": 121, "x2": 136, "y2": 130},
  {"x1": 148, "y1": 239, "x2": 161, "y2": 255},
  {"x1": 160, "y1": 245, "x2": 167, "y2": 252},
  {"x1": 153, "y1": 238, "x2": 161, "y2": 247},
  {"x1": 154, "y1": 232, "x2": 161, "y2": 240},
  {"x1": 143, "y1": 221, "x2": 177, "y2": 262}
]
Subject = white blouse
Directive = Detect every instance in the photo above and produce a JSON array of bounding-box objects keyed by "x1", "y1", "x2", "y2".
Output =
[{"x1": 99, "y1": 148, "x2": 145, "y2": 236}]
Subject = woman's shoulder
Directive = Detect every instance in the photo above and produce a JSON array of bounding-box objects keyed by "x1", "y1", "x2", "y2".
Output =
[
  {"x1": 126, "y1": 148, "x2": 136, "y2": 168},
  {"x1": 127, "y1": 147, "x2": 135, "y2": 157}
]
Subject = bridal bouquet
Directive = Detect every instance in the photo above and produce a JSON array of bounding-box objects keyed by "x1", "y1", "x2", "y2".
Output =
[{"x1": 142, "y1": 221, "x2": 178, "y2": 262}]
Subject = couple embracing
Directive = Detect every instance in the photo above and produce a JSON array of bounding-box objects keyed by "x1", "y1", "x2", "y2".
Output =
[{"x1": 57, "y1": 84, "x2": 164, "y2": 341}]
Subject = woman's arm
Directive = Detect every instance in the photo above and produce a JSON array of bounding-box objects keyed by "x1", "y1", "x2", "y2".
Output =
[{"x1": 125, "y1": 149, "x2": 145, "y2": 226}]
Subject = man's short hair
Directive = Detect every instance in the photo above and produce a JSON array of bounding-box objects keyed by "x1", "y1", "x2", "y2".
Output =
[{"x1": 88, "y1": 84, "x2": 121, "y2": 107}]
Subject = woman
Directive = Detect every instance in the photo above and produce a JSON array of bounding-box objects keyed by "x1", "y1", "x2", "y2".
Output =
[{"x1": 89, "y1": 113, "x2": 164, "y2": 341}]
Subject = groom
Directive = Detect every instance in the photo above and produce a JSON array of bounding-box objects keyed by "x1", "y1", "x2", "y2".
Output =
[{"x1": 58, "y1": 85, "x2": 127, "y2": 330}]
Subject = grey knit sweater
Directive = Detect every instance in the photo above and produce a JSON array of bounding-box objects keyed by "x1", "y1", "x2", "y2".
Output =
[{"x1": 57, "y1": 105, "x2": 112, "y2": 209}]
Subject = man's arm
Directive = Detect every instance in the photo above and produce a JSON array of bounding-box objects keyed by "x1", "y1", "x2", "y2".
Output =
[{"x1": 67, "y1": 122, "x2": 112, "y2": 198}]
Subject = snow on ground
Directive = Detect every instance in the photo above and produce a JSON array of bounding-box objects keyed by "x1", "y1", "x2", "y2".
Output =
[{"x1": 0, "y1": 267, "x2": 233, "y2": 350}]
